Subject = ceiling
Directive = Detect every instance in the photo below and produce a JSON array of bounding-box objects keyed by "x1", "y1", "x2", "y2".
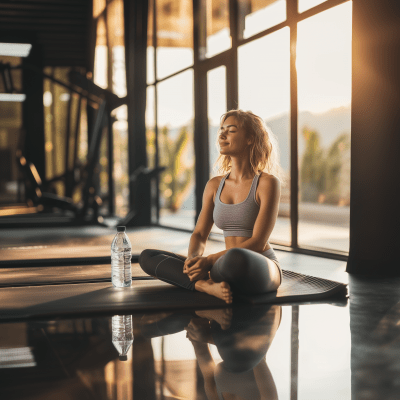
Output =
[{"x1": 0, "y1": 0, "x2": 92, "y2": 67}]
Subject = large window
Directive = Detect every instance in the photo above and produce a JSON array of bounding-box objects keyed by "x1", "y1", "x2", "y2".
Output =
[
  {"x1": 238, "y1": 27, "x2": 291, "y2": 245},
  {"x1": 145, "y1": 85, "x2": 158, "y2": 223},
  {"x1": 0, "y1": 56, "x2": 23, "y2": 205},
  {"x1": 42, "y1": 67, "x2": 90, "y2": 209},
  {"x1": 156, "y1": 0, "x2": 193, "y2": 80},
  {"x1": 208, "y1": 66, "x2": 227, "y2": 179},
  {"x1": 148, "y1": 0, "x2": 196, "y2": 231},
  {"x1": 93, "y1": 0, "x2": 128, "y2": 217},
  {"x1": 238, "y1": 0, "x2": 287, "y2": 39},
  {"x1": 201, "y1": 0, "x2": 231, "y2": 58},
  {"x1": 208, "y1": 66, "x2": 227, "y2": 235},
  {"x1": 157, "y1": 71, "x2": 195, "y2": 230},
  {"x1": 146, "y1": 0, "x2": 352, "y2": 257},
  {"x1": 297, "y1": 2, "x2": 352, "y2": 252}
]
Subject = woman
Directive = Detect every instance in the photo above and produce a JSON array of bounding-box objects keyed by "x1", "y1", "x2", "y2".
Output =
[{"x1": 139, "y1": 109, "x2": 285, "y2": 304}]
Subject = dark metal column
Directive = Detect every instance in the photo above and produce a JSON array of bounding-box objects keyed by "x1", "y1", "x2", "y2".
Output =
[
  {"x1": 227, "y1": 0, "x2": 238, "y2": 110},
  {"x1": 288, "y1": 0, "x2": 299, "y2": 248},
  {"x1": 193, "y1": 0, "x2": 210, "y2": 223},
  {"x1": 347, "y1": 0, "x2": 400, "y2": 277},
  {"x1": 193, "y1": 70, "x2": 209, "y2": 224},
  {"x1": 64, "y1": 89, "x2": 73, "y2": 197},
  {"x1": 124, "y1": 0, "x2": 150, "y2": 226},
  {"x1": 152, "y1": 0, "x2": 161, "y2": 223},
  {"x1": 72, "y1": 96, "x2": 82, "y2": 173},
  {"x1": 106, "y1": 107, "x2": 115, "y2": 216},
  {"x1": 22, "y1": 46, "x2": 46, "y2": 181},
  {"x1": 105, "y1": 3, "x2": 115, "y2": 216}
]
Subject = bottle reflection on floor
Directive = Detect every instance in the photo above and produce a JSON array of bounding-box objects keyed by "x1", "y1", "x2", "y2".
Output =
[
  {"x1": 111, "y1": 315, "x2": 133, "y2": 361},
  {"x1": 140, "y1": 305, "x2": 282, "y2": 400}
]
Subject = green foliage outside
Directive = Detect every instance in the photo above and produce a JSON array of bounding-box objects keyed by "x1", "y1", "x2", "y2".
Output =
[
  {"x1": 300, "y1": 127, "x2": 350, "y2": 205},
  {"x1": 150, "y1": 125, "x2": 194, "y2": 212}
]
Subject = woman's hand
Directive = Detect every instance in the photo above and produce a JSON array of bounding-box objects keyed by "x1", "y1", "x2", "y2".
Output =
[
  {"x1": 183, "y1": 255, "x2": 195, "y2": 275},
  {"x1": 183, "y1": 256, "x2": 212, "y2": 281},
  {"x1": 185, "y1": 318, "x2": 212, "y2": 343}
]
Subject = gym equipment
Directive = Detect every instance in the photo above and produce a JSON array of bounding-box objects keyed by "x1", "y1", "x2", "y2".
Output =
[
  {"x1": 15, "y1": 98, "x2": 107, "y2": 224},
  {"x1": 119, "y1": 165, "x2": 166, "y2": 226},
  {"x1": 0, "y1": 62, "x2": 128, "y2": 225}
]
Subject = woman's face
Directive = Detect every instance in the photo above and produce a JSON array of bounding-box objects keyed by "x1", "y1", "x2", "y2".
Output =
[{"x1": 218, "y1": 116, "x2": 252, "y2": 156}]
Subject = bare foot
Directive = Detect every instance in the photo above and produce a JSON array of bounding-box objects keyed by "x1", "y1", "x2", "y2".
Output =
[
  {"x1": 195, "y1": 308, "x2": 233, "y2": 330},
  {"x1": 195, "y1": 279, "x2": 233, "y2": 304}
]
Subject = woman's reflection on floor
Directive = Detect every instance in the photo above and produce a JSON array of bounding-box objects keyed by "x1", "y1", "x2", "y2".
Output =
[{"x1": 140, "y1": 305, "x2": 282, "y2": 400}]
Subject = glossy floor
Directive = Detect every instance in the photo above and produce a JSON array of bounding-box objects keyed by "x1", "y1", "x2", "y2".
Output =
[
  {"x1": 0, "y1": 226, "x2": 399, "y2": 399},
  {"x1": 1, "y1": 274, "x2": 399, "y2": 400}
]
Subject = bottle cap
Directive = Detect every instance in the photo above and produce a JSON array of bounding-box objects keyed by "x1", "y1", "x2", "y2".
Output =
[
  {"x1": 119, "y1": 355, "x2": 128, "y2": 361},
  {"x1": 117, "y1": 226, "x2": 126, "y2": 232}
]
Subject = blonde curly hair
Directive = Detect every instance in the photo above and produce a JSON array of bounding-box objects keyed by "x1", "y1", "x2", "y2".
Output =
[{"x1": 213, "y1": 109, "x2": 287, "y2": 185}]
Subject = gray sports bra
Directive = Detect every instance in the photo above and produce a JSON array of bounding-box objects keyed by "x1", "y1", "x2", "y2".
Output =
[{"x1": 213, "y1": 172, "x2": 261, "y2": 238}]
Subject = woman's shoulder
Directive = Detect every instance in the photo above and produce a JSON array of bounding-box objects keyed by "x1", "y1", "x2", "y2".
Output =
[
  {"x1": 208, "y1": 174, "x2": 225, "y2": 187},
  {"x1": 258, "y1": 171, "x2": 280, "y2": 182},
  {"x1": 257, "y1": 172, "x2": 281, "y2": 191},
  {"x1": 206, "y1": 175, "x2": 226, "y2": 203},
  {"x1": 255, "y1": 173, "x2": 281, "y2": 205}
]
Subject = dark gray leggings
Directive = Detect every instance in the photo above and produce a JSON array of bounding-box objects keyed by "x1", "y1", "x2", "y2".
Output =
[{"x1": 138, "y1": 248, "x2": 282, "y2": 295}]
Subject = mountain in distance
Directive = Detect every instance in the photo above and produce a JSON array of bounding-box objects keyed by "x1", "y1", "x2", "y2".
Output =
[{"x1": 265, "y1": 105, "x2": 351, "y2": 171}]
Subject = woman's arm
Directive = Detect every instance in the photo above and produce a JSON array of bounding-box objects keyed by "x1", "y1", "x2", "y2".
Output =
[
  {"x1": 187, "y1": 233, "x2": 207, "y2": 260},
  {"x1": 184, "y1": 178, "x2": 218, "y2": 264},
  {"x1": 191, "y1": 341, "x2": 220, "y2": 400}
]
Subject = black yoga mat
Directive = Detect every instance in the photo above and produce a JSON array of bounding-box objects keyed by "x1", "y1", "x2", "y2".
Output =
[
  {"x1": 0, "y1": 280, "x2": 225, "y2": 320},
  {"x1": 0, "y1": 244, "x2": 132, "y2": 267},
  {"x1": 0, "y1": 271, "x2": 347, "y2": 320},
  {"x1": 0, "y1": 228, "x2": 190, "y2": 267},
  {"x1": 241, "y1": 270, "x2": 348, "y2": 304},
  {"x1": 0, "y1": 263, "x2": 151, "y2": 288}
]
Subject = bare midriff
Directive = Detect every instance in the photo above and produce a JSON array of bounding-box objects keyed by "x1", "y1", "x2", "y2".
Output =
[{"x1": 225, "y1": 236, "x2": 271, "y2": 253}]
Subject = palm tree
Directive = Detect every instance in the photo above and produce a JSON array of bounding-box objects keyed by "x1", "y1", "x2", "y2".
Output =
[
  {"x1": 300, "y1": 127, "x2": 326, "y2": 202},
  {"x1": 159, "y1": 125, "x2": 194, "y2": 211}
]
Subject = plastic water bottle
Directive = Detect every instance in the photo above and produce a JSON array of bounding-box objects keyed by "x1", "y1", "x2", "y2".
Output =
[
  {"x1": 112, "y1": 315, "x2": 133, "y2": 361},
  {"x1": 111, "y1": 226, "x2": 132, "y2": 288}
]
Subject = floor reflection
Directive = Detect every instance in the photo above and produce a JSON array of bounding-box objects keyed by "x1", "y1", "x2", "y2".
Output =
[
  {"x1": 140, "y1": 305, "x2": 281, "y2": 400},
  {"x1": 0, "y1": 306, "x2": 282, "y2": 400},
  {"x1": 0, "y1": 318, "x2": 116, "y2": 399},
  {"x1": 112, "y1": 315, "x2": 133, "y2": 361},
  {"x1": 0, "y1": 285, "x2": 398, "y2": 400},
  {"x1": 349, "y1": 276, "x2": 400, "y2": 400}
]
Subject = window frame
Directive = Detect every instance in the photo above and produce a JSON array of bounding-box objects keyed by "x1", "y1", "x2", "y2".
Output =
[{"x1": 147, "y1": 0, "x2": 350, "y2": 262}]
